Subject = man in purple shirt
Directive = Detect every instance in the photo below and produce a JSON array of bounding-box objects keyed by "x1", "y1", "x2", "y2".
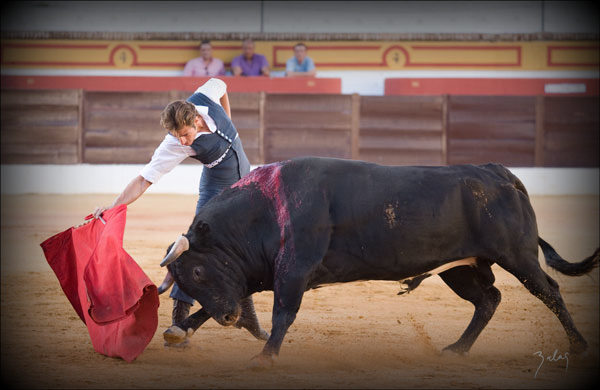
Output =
[{"x1": 231, "y1": 39, "x2": 270, "y2": 77}]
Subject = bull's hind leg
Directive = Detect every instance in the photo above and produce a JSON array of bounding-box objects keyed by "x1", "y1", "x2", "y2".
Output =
[
  {"x1": 499, "y1": 255, "x2": 588, "y2": 354},
  {"x1": 439, "y1": 260, "x2": 501, "y2": 354}
]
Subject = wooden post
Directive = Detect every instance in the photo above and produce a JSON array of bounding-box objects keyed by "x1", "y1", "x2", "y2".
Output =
[
  {"x1": 350, "y1": 93, "x2": 360, "y2": 160},
  {"x1": 441, "y1": 94, "x2": 449, "y2": 165},
  {"x1": 77, "y1": 89, "x2": 84, "y2": 163},
  {"x1": 258, "y1": 91, "x2": 266, "y2": 164},
  {"x1": 534, "y1": 95, "x2": 545, "y2": 167}
]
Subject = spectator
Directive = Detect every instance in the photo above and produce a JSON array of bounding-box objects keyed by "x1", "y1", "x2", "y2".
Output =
[
  {"x1": 183, "y1": 40, "x2": 225, "y2": 77},
  {"x1": 231, "y1": 39, "x2": 270, "y2": 76},
  {"x1": 286, "y1": 43, "x2": 316, "y2": 77}
]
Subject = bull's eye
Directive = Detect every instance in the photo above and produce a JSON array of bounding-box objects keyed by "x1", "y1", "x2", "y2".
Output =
[{"x1": 193, "y1": 266, "x2": 205, "y2": 282}]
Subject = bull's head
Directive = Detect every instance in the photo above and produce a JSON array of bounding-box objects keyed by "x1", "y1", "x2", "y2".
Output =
[{"x1": 160, "y1": 221, "x2": 243, "y2": 327}]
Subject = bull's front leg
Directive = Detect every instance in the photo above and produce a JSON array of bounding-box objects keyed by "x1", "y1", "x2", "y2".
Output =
[
  {"x1": 163, "y1": 308, "x2": 211, "y2": 344},
  {"x1": 250, "y1": 275, "x2": 307, "y2": 368},
  {"x1": 234, "y1": 296, "x2": 269, "y2": 340}
]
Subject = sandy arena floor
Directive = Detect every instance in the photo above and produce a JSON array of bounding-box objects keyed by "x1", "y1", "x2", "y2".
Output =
[{"x1": 1, "y1": 193, "x2": 598, "y2": 388}]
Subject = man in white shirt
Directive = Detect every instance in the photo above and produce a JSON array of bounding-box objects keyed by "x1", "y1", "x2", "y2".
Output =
[{"x1": 92, "y1": 78, "x2": 266, "y2": 347}]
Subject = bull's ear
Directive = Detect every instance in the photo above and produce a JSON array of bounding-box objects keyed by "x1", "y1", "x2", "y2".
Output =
[{"x1": 189, "y1": 220, "x2": 212, "y2": 248}]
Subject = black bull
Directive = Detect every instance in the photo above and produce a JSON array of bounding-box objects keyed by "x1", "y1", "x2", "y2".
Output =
[{"x1": 160, "y1": 157, "x2": 598, "y2": 366}]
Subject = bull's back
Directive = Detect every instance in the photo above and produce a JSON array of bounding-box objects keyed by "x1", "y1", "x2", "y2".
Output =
[{"x1": 281, "y1": 158, "x2": 535, "y2": 283}]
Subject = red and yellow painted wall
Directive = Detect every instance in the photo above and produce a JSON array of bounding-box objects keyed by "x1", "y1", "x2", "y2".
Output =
[{"x1": 2, "y1": 39, "x2": 598, "y2": 72}]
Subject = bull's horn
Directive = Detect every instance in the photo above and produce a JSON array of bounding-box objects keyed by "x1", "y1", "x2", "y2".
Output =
[
  {"x1": 157, "y1": 271, "x2": 175, "y2": 294},
  {"x1": 160, "y1": 235, "x2": 189, "y2": 267}
]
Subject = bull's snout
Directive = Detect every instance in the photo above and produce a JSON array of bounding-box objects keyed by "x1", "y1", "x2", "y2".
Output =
[
  {"x1": 220, "y1": 313, "x2": 240, "y2": 326},
  {"x1": 215, "y1": 304, "x2": 241, "y2": 327}
]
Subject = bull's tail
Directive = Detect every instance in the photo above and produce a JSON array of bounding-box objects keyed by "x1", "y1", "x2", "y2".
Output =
[{"x1": 538, "y1": 237, "x2": 599, "y2": 276}]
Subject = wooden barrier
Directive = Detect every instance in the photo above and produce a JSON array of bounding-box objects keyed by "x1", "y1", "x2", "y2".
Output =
[
  {"x1": 229, "y1": 92, "x2": 264, "y2": 164},
  {"x1": 263, "y1": 94, "x2": 354, "y2": 163},
  {"x1": 1, "y1": 88, "x2": 597, "y2": 167},
  {"x1": 359, "y1": 96, "x2": 445, "y2": 166},
  {"x1": 539, "y1": 96, "x2": 599, "y2": 167},
  {"x1": 83, "y1": 91, "x2": 174, "y2": 164},
  {"x1": 447, "y1": 96, "x2": 537, "y2": 166},
  {"x1": 385, "y1": 78, "x2": 600, "y2": 96},
  {"x1": 0, "y1": 76, "x2": 342, "y2": 94},
  {"x1": 1, "y1": 89, "x2": 82, "y2": 164}
]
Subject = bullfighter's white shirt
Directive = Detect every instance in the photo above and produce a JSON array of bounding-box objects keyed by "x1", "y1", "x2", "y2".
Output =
[{"x1": 140, "y1": 78, "x2": 227, "y2": 184}]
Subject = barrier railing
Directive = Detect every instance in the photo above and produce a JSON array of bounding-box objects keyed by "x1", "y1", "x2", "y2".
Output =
[
  {"x1": 1, "y1": 87, "x2": 598, "y2": 167},
  {"x1": 0, "y1": 75, "x2": 342, "y2": 94}
]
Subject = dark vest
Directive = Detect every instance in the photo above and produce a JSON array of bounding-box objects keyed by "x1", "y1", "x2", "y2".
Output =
[{"x1": 186, "y1": 92, "x2": 238, "y2": 166}]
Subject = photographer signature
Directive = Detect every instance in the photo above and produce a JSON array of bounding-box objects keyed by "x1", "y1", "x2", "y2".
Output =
[{"x1": 533, "y1": 349, "x2": 569, "y2": 379}]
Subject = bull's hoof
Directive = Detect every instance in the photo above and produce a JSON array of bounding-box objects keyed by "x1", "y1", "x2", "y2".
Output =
[
  {"x1": 243, "y1": 327, "x2": 269, "y2": 341},
  {"x1": 163, "y1": 325, "x2": 194, "y2": 347},
  {"x1": 255, "y1": 329, "x2": 270, "y2": 341},
  {"x1": 441, "y1": 344, "x2": 469, "y2": 356},
  {"x1": 235, "y1": 320, "x2": 270, "y2": 341},
  {"x1": 163, "y1": 339, "x2": 190, "y2": 349},
  {"x1": 248, "y1": 353, "x2": 275, "y2": 370}
]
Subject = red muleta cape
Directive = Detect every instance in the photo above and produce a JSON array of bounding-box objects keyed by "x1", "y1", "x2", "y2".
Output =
[{"x1": 40, "y1": 204, "x2": 159, "y2": 362}]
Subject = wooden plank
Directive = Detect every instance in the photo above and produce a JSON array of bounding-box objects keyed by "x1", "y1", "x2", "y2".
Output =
[
  {"x1": 448, "y1": 96, "x2": 536, "y2": 123},
  {"x1": 263, "y1": 94, "x2": 353, "y2": 163},
  {"x1": 1, "y1": 125, "x2": 79, "y2": 144},
  {"x1": 448, "y1": 122, "x2": 535, "y2": 140},
  {"x1": 351, "y1": 94, "x2": 360, "y2": 160},
  {"x1": 84, "y1": 146, "x2": 158, "y2": 164},
  {"x1": 84, "y1": 108, "x2": 162, "y2": 125},
  {"x1": 358, "y1": 95, "x2": 444, "y2": 166},
  {"x1": 267, "y1": 128, "x2": 351, "y2": 149},
  {"x1": 543, "y1": 97, "x2": 599, "y2": 122},
  {"x1": 441, "y1": 94, "x2": 448, "y2": 165},
  {"x1": 385, "y1": 77, "x2": 600, "y2": 96},
  {"x1": 231, "y1": 111, "x2": 260, "y2": 130},
  {"x1": 543, "y1": 150, "x2": 599, "y2": 167},
  {"x1": 1, "y1": 106, "x2": 80, "y2": 128},
  {"x1": 266, "y1": 147, "x2": 350, "y2": 163},
  {"x1": 1, "y1": 143, "x2": 79, "y2": 164},
  {"x1": 448, "y1": 150, "x2": 535, "y2": 166},
  {"x1": 448, "y1": 139, "x2": 535, "y2": 166},
  {"x1": 544, "y1": 129, "x2": 599, "y2": 151},
  {"x1": 359, "y1": 149, "x2": 443, "y2": 166},
  {"x1": 534, "y1": 96, "x2": 545, "y2": 167},
  {"x1": 446, "y1": 95, "x2": 537, "y2": 167},
  {"x1": 360, "y1": 95, "x2": 443, "y2": 116},
  {"x1": 84, "y1": 91, "x2": 172, "y2": 110},
  {"x1": 266, "y1": 94, "x2": 352, "y2": 113},
  {"x1": 359, "y1": 117, "x2": 443, "y2": 133},
  {"x1": 230, "y1": 93, "x2": 261, "y2": 164},
  {"x1": 84, "y1": 129, "x2": 165, "y2": 148},
  {"x1": 265, "y1": 128, "x2": 350, "y2": 162},
  {"x1": 0, "y1": 89, "x2": 82, "y2": 164},
  {"x1": 229, "y1": 92, "x2": 260, "y2": 111},
  {"x1": 76, "y1": 89, "x2": 83, "y2": 163},
  {"x1": 1, "y1": 89, "x2": 81, "y2": 107},
  {"x1": 266, "y1": 110, "x2": 351, "y2": 130},
  {"x1": 1, "y1": 75, "x2": 342, "y2": 94},
  {"x1": 361, "y1": 134, "x2": 442, "y2": 151},
  {"x1": 541, "y1": 96, "x2": 599, "y2": 167},
  {"x1": 258, "y1": 91, "x2": 266, "y2": 164}
]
